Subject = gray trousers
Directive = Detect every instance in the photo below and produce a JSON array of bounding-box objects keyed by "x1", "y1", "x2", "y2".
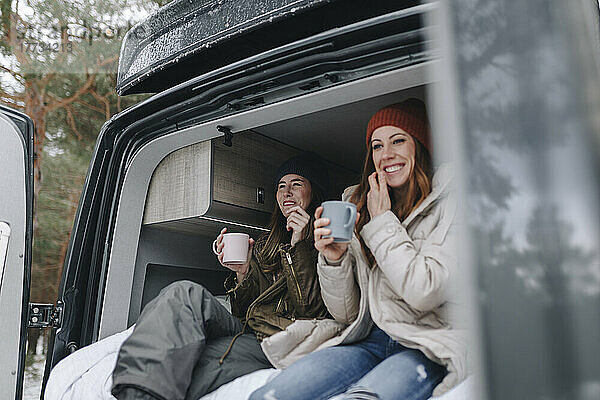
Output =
[{"x1": 112, "y1": 281, "x2": 272, "y2": 400}]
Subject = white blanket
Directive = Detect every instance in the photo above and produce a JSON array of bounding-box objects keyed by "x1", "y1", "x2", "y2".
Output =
[{"x1": 44, "y1": 328, "x2": 474, "y2": 400}]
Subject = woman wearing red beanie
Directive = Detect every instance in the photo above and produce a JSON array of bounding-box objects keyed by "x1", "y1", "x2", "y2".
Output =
[{"x1": 250, "y1": 99, "x2": 467, "y2": 400}]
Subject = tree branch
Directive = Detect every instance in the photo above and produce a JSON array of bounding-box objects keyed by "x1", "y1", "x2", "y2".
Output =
[
  {"x1": 65, "y1": 105, "x2": 82, "y2": 141},
  {"x1": 75, "y1": 98, "x2": 106, "y2": 115},
  {"x1": 45, "y1": 73, "x2": 96, "y2": 113},
  {"x1": 0, "y1": 97, "x2": 26, "y2": 109},
  {"x1": 89, "y1": 88, "x2": 111, "y2": 119},
  {"x1": 0, "y1": 65, "x2": 26, "y2": 84},
  {"x1": 33, "y1": 263, "x2": 65, "y2": 272},
  {"x1": 47, "y1": 91, "x2": 105, "y2": 116},
  {"x1": 0, "y1": 91, "x2": 25, "y2": 102},
  {"x1": 97, "y1": 55, "x2": 118, "y2": 68}
]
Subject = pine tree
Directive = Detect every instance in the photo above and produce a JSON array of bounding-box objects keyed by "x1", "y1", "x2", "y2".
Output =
[{"x1": 1, "y1": 0, "x2": 166, "y2": 354}]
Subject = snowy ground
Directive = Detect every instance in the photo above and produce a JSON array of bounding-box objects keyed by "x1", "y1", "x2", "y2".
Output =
[
  {"x1": 22, "y1": 335, "x2": 45, "y2": 400},
  {"x1": 23, "y1": 356, "x2": 44, "y2": 400}
]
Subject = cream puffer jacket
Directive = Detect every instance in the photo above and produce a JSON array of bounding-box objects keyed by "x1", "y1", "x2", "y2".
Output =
[{"x1": 261, "y1": 163, "x2": 468, "y2": 396}]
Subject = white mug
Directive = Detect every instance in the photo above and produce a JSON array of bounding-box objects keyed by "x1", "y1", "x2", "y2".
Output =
[{"x1": 212, "y1": 233, "x2": 250, "y2": 264}]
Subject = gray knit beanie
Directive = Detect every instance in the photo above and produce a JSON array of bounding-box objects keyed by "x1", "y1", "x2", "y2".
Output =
[{"x1": 274, "y1": 152, "x2": 329, "y2": 196}]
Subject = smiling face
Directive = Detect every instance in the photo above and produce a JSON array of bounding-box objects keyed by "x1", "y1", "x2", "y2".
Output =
[
  {"x1": 370, "y1": 125, "x2": 416, "y2": 189},
  {"x1": 276, "y1": 174, "x2": 312, "y2": 217}
]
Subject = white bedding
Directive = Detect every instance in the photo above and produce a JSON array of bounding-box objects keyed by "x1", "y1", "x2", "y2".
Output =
[{"x1": 44, "y1": 328, "x2": 474, "y2": 400}]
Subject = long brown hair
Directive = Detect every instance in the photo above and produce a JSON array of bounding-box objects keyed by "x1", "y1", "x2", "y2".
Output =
[
  {"x1": 349, "y1": 138, "x2": 433, "y2": 267},
  {"x1": 258, "y1": 181, "x2": 325, "y2": 271}
]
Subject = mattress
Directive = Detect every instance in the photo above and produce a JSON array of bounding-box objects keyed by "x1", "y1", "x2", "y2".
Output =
[{"x1": 44, "y1": 327, "x2": 475, "y2": 400}]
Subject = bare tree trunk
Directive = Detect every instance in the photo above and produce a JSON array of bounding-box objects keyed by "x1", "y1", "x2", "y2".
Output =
[{"x1": 26, "y1": 329, "x2": 42, "y2": 355}]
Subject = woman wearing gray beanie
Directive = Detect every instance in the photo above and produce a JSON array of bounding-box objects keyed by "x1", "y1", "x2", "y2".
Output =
[{"x1": 112, "y1": 153, "x2": 331, "y2": 400}]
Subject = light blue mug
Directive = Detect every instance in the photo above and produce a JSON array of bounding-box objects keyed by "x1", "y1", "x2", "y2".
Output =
[{"x1": 321, "y1": 201, "x2": 357, "y2": 243}]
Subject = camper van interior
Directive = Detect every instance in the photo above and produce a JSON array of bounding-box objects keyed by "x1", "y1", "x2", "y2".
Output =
[{"x1": 98, "y1": 65, "x2": 431, "y2": 338}]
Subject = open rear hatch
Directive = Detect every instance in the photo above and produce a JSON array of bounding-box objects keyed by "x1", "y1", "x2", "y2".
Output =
[
  {"x1": 45, "y1": 0, "x2": 437, "y2": 389},
  {"x1": 116, "y1": 0, "x2": 424, "y2": 95}
]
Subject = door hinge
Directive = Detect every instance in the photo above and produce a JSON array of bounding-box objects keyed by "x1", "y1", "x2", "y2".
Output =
[{"x1": 28, "y1": 301, "x2": 63, "y2": 329}]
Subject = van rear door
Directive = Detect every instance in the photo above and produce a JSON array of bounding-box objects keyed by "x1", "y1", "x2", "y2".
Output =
[{"x1": 0, "y1": 105, "x2": 35, "y2": 399}]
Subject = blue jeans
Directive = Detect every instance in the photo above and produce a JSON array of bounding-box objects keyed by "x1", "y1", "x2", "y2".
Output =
[{"x1": 249, "y1": 325, "x2": 446, "y2": 400}]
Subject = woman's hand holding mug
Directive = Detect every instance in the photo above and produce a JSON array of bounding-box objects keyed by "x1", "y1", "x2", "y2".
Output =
[
  {"x1": 214, "y1": 227, "x2": 254, "y2": 282},
  {"x1": 313, "y1": 206, "x2": 359, "y2": 262}
]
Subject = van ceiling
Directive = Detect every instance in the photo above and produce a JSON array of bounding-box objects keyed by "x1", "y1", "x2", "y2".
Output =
[{"x1": 255, "y1": 85, "x2": 426, "y2": 172}]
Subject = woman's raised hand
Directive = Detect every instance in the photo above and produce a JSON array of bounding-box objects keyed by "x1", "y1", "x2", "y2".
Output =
[
  {"x1": 314, "y1": 206, "x2": 353, "y2": 262},
  {"x1": 214, "y1": 227, "x2": 254, "y2": 281},
  {"x1": 367, "y1": 171, "x2": 391, "y2": 218},
  {"x1": 287, "y1": 206, "x2": 311, "y2": 247}
]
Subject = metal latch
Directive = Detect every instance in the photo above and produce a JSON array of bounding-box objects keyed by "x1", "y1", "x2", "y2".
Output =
[
  {"x1": 217, "y1": 125, "x2": 234, "y2": 147},
  {"x1": 28, "y1": 301, "x2": 63, "y2": 329}
]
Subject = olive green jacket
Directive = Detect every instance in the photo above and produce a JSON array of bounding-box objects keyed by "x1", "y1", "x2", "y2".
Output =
[{"x1": 224, "y1": 233, "x2": 329, "y2": 340}]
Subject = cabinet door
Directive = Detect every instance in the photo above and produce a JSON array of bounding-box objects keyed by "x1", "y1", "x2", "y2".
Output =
[
  {"x1": 143, "y1": 129, "x2": 359, "y2": 231},
  {"x1": 212, "y1": 131, "x2": 298, "y2": 213}
]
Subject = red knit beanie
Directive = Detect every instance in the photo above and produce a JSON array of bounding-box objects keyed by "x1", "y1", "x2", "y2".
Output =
[{"x1": 366, "y1": 98, "x2": 431, "y2": 153}]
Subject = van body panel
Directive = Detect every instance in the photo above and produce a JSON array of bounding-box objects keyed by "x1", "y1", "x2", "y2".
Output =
[
  {"x1": 116, "y1": 0, "x2": 423, "y2": 95},
  {"x1": 0, "y1": 106, "x2": 34, "y2": 400}
]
